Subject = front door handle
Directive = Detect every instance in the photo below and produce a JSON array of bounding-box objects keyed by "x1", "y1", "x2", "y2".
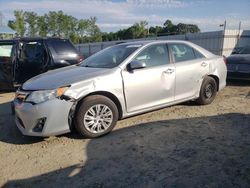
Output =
[
  {"x1": 164, "y1": 68, "x2": 175, "y2": 74},
  {"x1": 201, "y1": 62, "x2": 208, "y2": 67}
]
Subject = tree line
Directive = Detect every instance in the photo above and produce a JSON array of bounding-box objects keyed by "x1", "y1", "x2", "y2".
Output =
[{"x1": 7, "y1": 10, "x2": 200, "y2": 44}]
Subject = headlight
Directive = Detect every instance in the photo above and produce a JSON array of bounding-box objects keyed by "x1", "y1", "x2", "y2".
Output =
[{"x1": 25, "y1": 87, "x2": 69, "y2": 104}]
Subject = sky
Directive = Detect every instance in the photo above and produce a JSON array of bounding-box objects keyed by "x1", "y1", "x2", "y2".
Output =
[{"x1": 0, "y1": 0, "x2": 249, "y2": 32}]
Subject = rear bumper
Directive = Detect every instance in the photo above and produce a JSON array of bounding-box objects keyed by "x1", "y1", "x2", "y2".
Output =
[{"x1": 14, "y1": 98, "x2": 74, "y2": 137}]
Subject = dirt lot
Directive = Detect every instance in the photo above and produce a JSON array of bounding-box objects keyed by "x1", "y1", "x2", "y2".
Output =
[{"x1": 0, "y1": 81, "x2": 250, "y2": 188}]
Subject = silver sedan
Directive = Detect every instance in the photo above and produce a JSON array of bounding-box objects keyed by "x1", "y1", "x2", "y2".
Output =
[{"x1": 13, "y1": 40, "x2": 227, "y2": 138}]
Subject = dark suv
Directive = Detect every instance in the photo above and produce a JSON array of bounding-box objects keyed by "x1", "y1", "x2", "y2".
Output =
[{"x1": 0, "y1": 37, "x2": 83, "y2": 90}]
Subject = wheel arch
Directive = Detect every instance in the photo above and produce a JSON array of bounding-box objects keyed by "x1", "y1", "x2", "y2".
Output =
[
  {"x1": 75, "y1": 91, "x2": 123, "y2": 120},
  {"x1": 207, "y1": 74, "x2": 219, "y2": 91}
]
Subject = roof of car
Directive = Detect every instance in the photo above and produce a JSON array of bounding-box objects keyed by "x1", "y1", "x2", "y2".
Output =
[
  {"x1": 117, "y1": 40, "x2": 195, "y2": 46},
  {"x1": 0, "y1": 37, "x2": 68, "y2": 42},
  {"x1": 117, "y1": 39, "x2": 215, "y2": 58}
]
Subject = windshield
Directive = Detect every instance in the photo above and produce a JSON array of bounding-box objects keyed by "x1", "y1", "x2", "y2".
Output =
[{"x1": 79, "y1": 44, "x2": 140, "y2": 68}]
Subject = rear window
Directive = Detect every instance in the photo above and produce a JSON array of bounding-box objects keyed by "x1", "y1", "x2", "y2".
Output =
[
  {"x1": 193, "y1": 49, "x2": 205, "y2": 59},
  {"x1": 0, "y1": 44, "x2": 14, "y2": 57},
  {"x1": 0, "y1": 43, "x2": 14, "y2": 65},
  {"x1": 238, "y1": 46, "x2": 250, "y2": 54},
  {"x1": 48, "y1": 40, "x2": 77, "y2": 55},
  {"x1": 169, "y1": 43, "x2": 196, "y2": 63}
]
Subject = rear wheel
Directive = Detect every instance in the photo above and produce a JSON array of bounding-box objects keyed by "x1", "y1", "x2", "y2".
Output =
[
  {"x1": 75, "y1": 95, "x2": 118, "y2": 138},
  {"x1": 196, "y1": 77, "x2": 217, "y2": 105}
]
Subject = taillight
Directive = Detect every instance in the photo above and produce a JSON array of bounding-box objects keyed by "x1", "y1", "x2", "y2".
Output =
[
  {"x1": 223, "y1": 55, "x2": 227, "y2": 64},
  {"x1": 78, "y1": 55, "x2": 84, "y2": 63}
]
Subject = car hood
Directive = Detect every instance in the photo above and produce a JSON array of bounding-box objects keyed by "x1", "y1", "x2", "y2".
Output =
[
  {"x1": 227, "y1": 54, "x2": 250, "y2": 64},
  {"x1": 22, "y1": 65, "x2": 112, "y2": 90}
]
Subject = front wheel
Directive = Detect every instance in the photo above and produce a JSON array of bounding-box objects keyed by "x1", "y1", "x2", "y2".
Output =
[
  {"x1": 74, "y1": 95, "x2": 118, "y2": 138},
  {"x1": 196, "y1": 77, "x2": 217, "y2": 105}
]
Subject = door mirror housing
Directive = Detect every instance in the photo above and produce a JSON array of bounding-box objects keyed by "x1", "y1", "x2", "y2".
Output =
[{"x1": 128, "y1": 60, "x2": 146, "y2": 70}]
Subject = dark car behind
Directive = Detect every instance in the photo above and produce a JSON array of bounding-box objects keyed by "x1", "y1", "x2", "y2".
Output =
[
  {"x1": 0, "y1": 37, "x2": 83, "y2": 90},
  {"x1": 226, "y1": 46, "x2": 250, "y2": 80}
]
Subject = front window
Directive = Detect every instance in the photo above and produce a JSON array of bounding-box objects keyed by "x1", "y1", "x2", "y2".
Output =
[
  {"x1": 79, "y1": 44, "x2": 140, "y2": 68},
  {"x1": 134, "y1": 44, "x2": 170, "y2": 68}
]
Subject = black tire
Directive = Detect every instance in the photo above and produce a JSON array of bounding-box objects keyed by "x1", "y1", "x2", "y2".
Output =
[
  {"x1": 74, "y1": 95, "x2": 118, "y2": 138},
  {"x1": 196, "y1": 77, "x2": 217, "y2": 105}
]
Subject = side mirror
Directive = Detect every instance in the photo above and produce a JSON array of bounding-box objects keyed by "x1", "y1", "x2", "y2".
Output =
[{"x1": 128, "y1": 60, "x2": 146, "y2": 70}]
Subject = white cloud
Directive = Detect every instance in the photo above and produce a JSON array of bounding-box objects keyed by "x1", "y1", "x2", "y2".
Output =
[
  {"x1": 0, "y1": 0, "x2": 249, "y2": 32},
  {"x1": 126, "y1": 0, "x2": 189, "y2": 8}
]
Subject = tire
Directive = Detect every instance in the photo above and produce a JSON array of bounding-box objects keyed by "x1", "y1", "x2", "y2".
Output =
[
  {"x1": 196, "y1": 77, "x2": 217, "y2": 105},
  {"x1": 74, "y1": 95, "x2": 118, "y2": 138}
]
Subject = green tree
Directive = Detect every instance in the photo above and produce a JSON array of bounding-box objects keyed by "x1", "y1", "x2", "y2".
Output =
[
  {"x1": 112, "y1": 20, "x2": 148, "y2": 40},
  {"x1": 77, "y1": 19, "x2": 89, "y2": 37},
  {"x1": 77, "y1": 17, "x2": 102, "y2": 42},
  {"x1": 131, "y1": 21, "x2": 148, "y2": 38},
  {"x1": 24, "y1": 11, "x2": 38, "y2": 37},
  {"x1": 8, "y1": 20, "x2": 15, "y2": 30},
  {"x1": 149, "y1": 19, "x2": 200, "y2": 36},
  {"x1": 8, "y1": 10, "x2": 26, "y2": 37},
  {"x1": 46, "y1": 11, "x2": 58, "y2": 36},
  {"x1": 149, "y1": 26, "x2": 163, "y2": 36},
  {"x1": 37, "y1": 16, "x2": 48, "y2": 37}
]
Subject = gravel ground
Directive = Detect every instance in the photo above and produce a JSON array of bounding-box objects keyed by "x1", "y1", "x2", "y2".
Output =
[{"x1": 0, "y1": 81, "x2": 250, "y2": 188}]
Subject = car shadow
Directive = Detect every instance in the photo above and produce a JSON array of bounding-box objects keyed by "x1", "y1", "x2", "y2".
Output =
[
  {"x1": 0, "y1": 101, "x2": 44, "y2": 145},
  {"x1": 2, "y1": 113, "x2": 250, "y2": 188},
  {"x1": 227, "y1": 80, "x2": 250, "y2": 87}
]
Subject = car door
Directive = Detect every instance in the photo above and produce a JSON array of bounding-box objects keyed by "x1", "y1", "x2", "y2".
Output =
[
  {"x1": 16, "y1": 40, "x2": 47, "y2": 83},
  {"x1": 168, "y1": 43, "x2": 209, "y2": 101},
  {"x1": 0, "y1": 41, "x2": 16, "y2": 89},
  {"x1": 122, "y1": 43, "x2": 175, "y2": 113}
]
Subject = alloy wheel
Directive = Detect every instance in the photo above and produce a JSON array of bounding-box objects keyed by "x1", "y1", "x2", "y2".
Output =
[{"x1": 83, "y1": 104, "x2": 113, "y2": 133}]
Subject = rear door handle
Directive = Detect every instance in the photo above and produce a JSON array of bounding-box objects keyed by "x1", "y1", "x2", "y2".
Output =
[
  {"x1": 164, "y1": 68, "x2": 175, "y2": 74},
  {"x1": 201, "y1": 62, "x2": 208, "y2": 67}
]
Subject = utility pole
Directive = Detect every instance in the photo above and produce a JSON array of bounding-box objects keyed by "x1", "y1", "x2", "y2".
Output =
[
  {"x1": 0, "y1": 12, "x2": 3, "y2": 26},
  {"x1": 223, "y1": 20, "x2": 226, "y2": 32},
  {"x1": 238, "y1": 21, "x2": 241, "y2": 32},
  {"x1": 219, "y1": 20, "x2": 227, "y2": 56},
  {"x1": 237, "y1": 21, "x2": 242, "y2": 49}
]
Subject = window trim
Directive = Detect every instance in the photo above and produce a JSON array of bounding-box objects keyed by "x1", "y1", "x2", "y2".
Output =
[
  {"x1": 168, "y1": 43, "x2": 205, "y2": 63},
  {"x1": 129, "y1": 43, "x2": 171, "y2": 70},
  {"x1": 192, "y1": 47, "x2": 206, "y2": 59}
]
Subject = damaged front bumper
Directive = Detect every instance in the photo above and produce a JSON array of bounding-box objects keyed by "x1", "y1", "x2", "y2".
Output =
[{"x1": 13, "y1": 97, "x2": 74, "y2": 137}]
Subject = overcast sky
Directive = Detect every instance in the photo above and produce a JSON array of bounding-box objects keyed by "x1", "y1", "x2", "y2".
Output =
[{"x1": 0, "y1": 0, "x2": 249, "y2": 32}]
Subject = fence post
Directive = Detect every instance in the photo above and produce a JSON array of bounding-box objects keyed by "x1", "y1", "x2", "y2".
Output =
[
  {"x1": 88, "y1": 43, "x2": 91, "y2": 56},
  {"x1": 221, "y1": 30, "x2": 225, "y2": 56}
]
